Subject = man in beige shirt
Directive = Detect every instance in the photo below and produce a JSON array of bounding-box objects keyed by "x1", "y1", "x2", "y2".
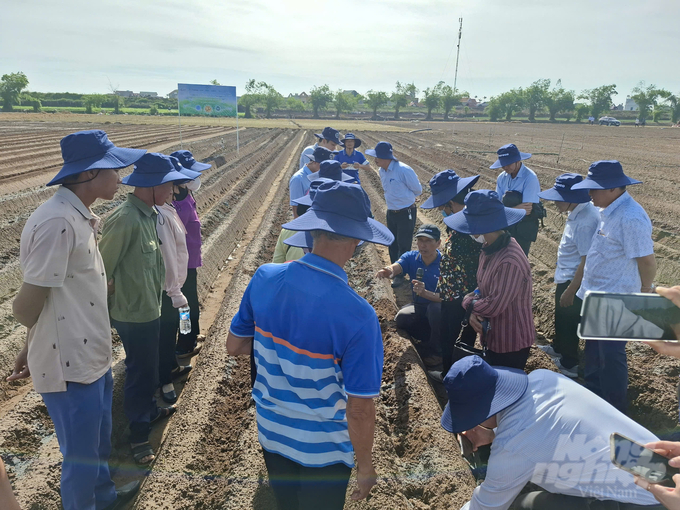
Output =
[{"x1": 9, "y1": 130, "x2": 144, "y2": 510}]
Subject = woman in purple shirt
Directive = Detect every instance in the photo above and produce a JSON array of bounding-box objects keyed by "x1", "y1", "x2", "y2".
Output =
[{"x1": 171, "y1": 150, "x2": 210, "y2": 358}]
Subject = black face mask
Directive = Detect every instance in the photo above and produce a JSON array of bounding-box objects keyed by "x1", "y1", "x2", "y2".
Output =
[{"x1": 173, "y1": 187, "x2": 189, "y2": 202}]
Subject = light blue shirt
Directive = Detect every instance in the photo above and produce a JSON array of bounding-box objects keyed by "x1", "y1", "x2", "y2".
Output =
[
  {"x1": 462, "y1": 370, "x2": 659, "y2": 510},
  {"x1": 289, "y1": 165, "x2": 313, "y2": 206},
  {"x1": 577, "y1": 192, "x2": 654, "y2": 299},
  {"x1": 554, "y1": 202, "x2": 600, "y2": 284},
  {"x1": 299, "y1": 143, "x2": 318, "y2": 169},
  {"x1": 379, "y1": 160, "x2": 422, "y2": 210},
  {"x1": 496, "y1": 164, "x2": 541, "y2": 204}
]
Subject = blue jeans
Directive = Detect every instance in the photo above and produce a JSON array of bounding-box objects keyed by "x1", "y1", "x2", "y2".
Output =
[
  {"x1": 584, "y1": 340, "x2": 628, "y2": 414},
  {"x1": 41, "y1": 370, "x2": 117, "y2": 510},
  {"x1": 112, "y1": 318, "x2": 161, "y2": 443}
]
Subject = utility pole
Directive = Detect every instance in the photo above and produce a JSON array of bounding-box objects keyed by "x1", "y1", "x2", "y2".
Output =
[{"x1": 453, "y1": 18, "x2": 463, "y2": 93}]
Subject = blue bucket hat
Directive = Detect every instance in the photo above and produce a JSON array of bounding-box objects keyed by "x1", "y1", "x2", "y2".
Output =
[
  {"x1": 441, "y1": 355, "x2": 528, "y2": 434},
  {"x1": 314, "y1": 127, "x2": 344, "y2": 146},
  {"x1": 421, "y1": 170, "x2": 480, "y2": 209},
  {"x1": 489, "y1": 144, "x2": 532, "y2": 170},
  {"x1": 293, "y1": 178, "x2": 334, "y2": 207},
  {"x1": 122, "y1": 153, "x2": 193, "y2": 188},
  {"x1": 47, "y1": 130, "x2": 147, "y2": 186},
  {"x1": 170, "y1": 150, "x2": 212, "y2": 172},
  {"x1": 538, "y1": 173, "x2": 592, "y2": 203},
  {"x1": 365, "y1": 141, "x2": 397, "y2": 161},
  {"x1": 283, "y1": 181, "x2": 394, "y2": 245},
  {"x1": 284, "y1": 230, "x2": 365, "y2": 250},
  {"x1": 307, "y1": 146, "x2": 334, "y2": 165},
  {"x1": 341, "y1": 133, "x2": 362, "y2": 148},
  {"x1": 571, "y1": 160, "x2": 642, "y2": 190},
  {"x1": 308, "y1": 160, "x2": 354, "y2": 182},
  {"x1": 444, "y1": 190, "x2": 526, "y2": 235}
]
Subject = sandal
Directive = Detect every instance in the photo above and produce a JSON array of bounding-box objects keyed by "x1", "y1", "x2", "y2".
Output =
[
  {"x1": 150, "y1": 405, "x2": 177, "y2": 426},
  {"x1": 131, "y1": 442, "x2": 155, "y2": 465}
]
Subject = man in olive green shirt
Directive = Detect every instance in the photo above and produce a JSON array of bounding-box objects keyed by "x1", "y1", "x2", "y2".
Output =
[{"x1": 100, "y1": 153, "x2": 188, "y2": 464}]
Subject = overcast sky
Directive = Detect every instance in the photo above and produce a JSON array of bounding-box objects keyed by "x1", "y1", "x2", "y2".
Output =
[{"x1": 2, "y1": 0, "x2": 678, "y2": 103}]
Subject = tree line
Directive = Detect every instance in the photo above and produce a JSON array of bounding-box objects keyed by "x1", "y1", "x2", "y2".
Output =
[{"x1": 3, "y1": 71, "x2": 680, "y2": 124}]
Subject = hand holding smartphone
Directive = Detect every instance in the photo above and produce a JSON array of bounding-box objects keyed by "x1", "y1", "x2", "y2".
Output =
[{"x1": 611, "y1": 433, "x2": 679, "y2": 485}]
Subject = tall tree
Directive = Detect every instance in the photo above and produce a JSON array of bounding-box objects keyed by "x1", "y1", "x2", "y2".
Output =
[
  {"x1": 423, "y1": 84, "x2": 442, "y2": 120},
  {"x1": 544, "y1": 80, "x2": 575, "y2": 122},
  {"x1": 83, "y1": 94, "x2": 107, "y2": 114},
  {"x1": 333, "y1": 90, "x2": 357, "y2": 118},
  {"x1": 440, "y1": 83, "x2": 467, "y2": 120},
  {"x1": 666, "y1": 94, "x2": 680, "y2": 124},
  {"x1": 1, "y1": 72, "x2": 29, "y2": 111},
  {"x1": 286, "y1": 97, "x2": 306, "y2": 114},
  {"x1": 365, "y1": 90, "x2": 389, "y2": 120},
  {"x1": 259, "y1": 82, "x2": 282, "y2": 118},
  {"x1": 574, "y1": 103, "x2": 589, "y2": 123},
  {"x1": 309, "y1": 85, "x2": 333, "y2": 119},
  {"x1": 391, "y1": 81, "x2": 412, "y2": 120},
  {"x1": 486, "y1": 89, "x2": 525, "y2": 122},
  {"x1": 579, "y1": 84, "x2": 617, "y2": 120},
  {"x1": 239, "y1": 79, "x2": 261, "y2": 118},
  {"x1": 630, "y1": 82, "x2": 671, "y2": 122},
  {"x1": 524, "y1": 79, "x2": 550, "y2": 121}
]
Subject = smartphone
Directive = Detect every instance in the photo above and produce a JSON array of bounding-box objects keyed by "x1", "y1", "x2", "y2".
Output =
[
  {"x1": 610, "y1": 433, "x2": 679, "y2": 484},
  {"x1": 578, "y1": 291, "x2": 680, "y2": 342}
]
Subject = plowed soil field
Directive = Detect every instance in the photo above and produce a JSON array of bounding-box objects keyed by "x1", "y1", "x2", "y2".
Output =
[{"x1": 2, "y1": 118, "x2": 680, "y2": 509}]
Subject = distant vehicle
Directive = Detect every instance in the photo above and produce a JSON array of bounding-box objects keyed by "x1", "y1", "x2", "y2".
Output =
[{"x1": 599, "y1": 116, "x2": 621, "y2": 126}]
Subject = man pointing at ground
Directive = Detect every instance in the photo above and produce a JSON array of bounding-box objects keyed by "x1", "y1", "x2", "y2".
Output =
[{"x1": 227, "y1": 181, "x2": 394, "y2": 510}]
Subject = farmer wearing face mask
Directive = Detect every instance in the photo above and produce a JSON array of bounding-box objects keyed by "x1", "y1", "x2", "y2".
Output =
[
  {"x1": 170, "y1": 150, "x2": 211, "y2": 360},
  {"x1": 420, "y1": 170, "x2": 481, "y2": 382}
]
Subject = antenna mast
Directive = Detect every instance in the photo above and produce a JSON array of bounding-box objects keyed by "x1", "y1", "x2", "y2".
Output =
[{"x1": 453, "y1": 17, "x2": 463, "y2": 93}]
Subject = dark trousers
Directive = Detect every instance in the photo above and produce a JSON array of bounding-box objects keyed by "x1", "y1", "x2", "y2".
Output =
[
  {"x1": 507, "y1": 218, "x2": 539, "y2": 256},
  {"x1": 395, "y1": 302, "x2": 442, "y2": 358},
  {"x1": 112, "y1": 318, "x2": 161, "y2": 443},
  {"x1": 41, "y1": 370, "x2": 117, "y2": 510},
  {"x1": 159, "y1": 291, "x2": 180, "y2": 385},
  {"x1": 176, "y1": 268, "x2": 200, "y2": 353},
  {"x1": 553, "y1": 281, "x2": 582, "y2": 369},
  {"x1": 485, "y1": 347, "x2": 531, "y2": 370},
  {"x1": 511, "y1": 491, "x2": 664, "y2": 509},
  {"x1": 262, "y1": 450, "x2": 352, "y2": 510},
  {"x1": 386, "y1": 205, "x2": 417, "y2": 263},
  {"x1": 441, "y1": 298, "x2": 478, "y2": 375},
  {"x1": 584, "y1": 339, "x2": 628, "y2": 414}
]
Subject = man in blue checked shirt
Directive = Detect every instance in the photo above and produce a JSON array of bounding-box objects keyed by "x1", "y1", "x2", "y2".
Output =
[
  {"x1": 366, "y1": 141, "x2": 422, "y2": 282},
  {"x1": 227, "y1": 181, "x2": 394, "y2": 510}
]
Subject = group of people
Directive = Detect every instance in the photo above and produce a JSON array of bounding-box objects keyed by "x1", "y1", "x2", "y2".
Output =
[
  {"x1": 3, "y1": 124, "x2": 678, "y2": 510},
  {"x1": 6, "y1": 130, "x2": 207, "y2": 509}
]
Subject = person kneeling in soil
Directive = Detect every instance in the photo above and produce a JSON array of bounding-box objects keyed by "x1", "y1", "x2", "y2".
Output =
[
  {"x1": 100, "y1": 153, "x2": 189, "y2": 465},
  {"x1": 377, "y1": 224, "x2": 443, "y2": 369},
  {"x1": 445, "y1": 190, "x2": 534, "y2": 369},
  {"x1": 441, "y1": 355, "x2": 664, "y2": 510},
  {"x1": 9, "y1": 130, "x2": 143, "y2": 509},
  {"x1": 227, "y1": 181, "x2": 394, "y2": 510}
]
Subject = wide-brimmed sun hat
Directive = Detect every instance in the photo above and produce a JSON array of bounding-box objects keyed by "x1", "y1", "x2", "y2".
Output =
[
  {"x1": 441, "y1": 355, "x2": 528, "y2": 434},
  {"x1": 538, "y1": 173, "x2": 592, "y2": 203},
  {"x1": 314, "y1": 127, "x2": 344, "y2": 146},
  {"x1": 365, "y1": 141, "x2": 397, "y2": 161},
  {"x1": 308, "y1": 160, "x2": 354, "y2": 182},
  {"x1": 283, "y1": 181, "x2": 394, "y2": 245},
  {"x1": 170, "y1": 150, "x2": 212, "y2": 172},
  {"x1": 443, "y1": 189, "x2": 526, "y2": 235},
  {"x1": 47, "y1": 130, "x2": 147, "y2": 186},
  {"x1": 421, "y1": 170, "x2": 480, "y2": 209},
  {"x1": 570, "y1": 160, "x2": 642, "y2": 190},
  {"x1": 284, "y1": 230, "x2": 365, "y2": 250},
  {"x1": 122, "y1": 153, "x2": 193, "y2": 188},
  {"x1": 293, "y1": 178, "x2": 335, "y2": 207},
  {"x1": 340, "y1": 133, "x2": 362, "y2": 148},
  {"x1": 489, "y1": 143, "x2": 532, "y2": 170}
]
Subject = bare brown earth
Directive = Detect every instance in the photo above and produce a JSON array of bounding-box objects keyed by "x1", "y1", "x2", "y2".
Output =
[{"x1": 1, "y1": 119, "x2": 680, "y2": 509}]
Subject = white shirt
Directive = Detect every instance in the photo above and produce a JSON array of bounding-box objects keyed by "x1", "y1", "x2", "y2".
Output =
[
  {"x1": 299, "y1": 143, "x2": 318, "y2": 169},
  {"x1": 496, "y1": 164, "x2": 541, "y2": 204},
  {"x1": 289, "y1": 165, "x2": 313, "y2": 206},
  {"x1": 577, "y1": 192, "x2": 654, "y2": 299},
  {"x1": 462, "y1": 370, "x2": 659, "y2": 510},
  {"x1": 156, "y1": 204, "x2": 189, "y2": 308},
  {"x1": 379, "y1": 160, "x2": 422, "y2": 210},
  {"x1": 20, "y1": 187, "x2": 112, "y2": 393},
  {"x1": 554, "y1": 202, "x2": 600, "y2": 284}
]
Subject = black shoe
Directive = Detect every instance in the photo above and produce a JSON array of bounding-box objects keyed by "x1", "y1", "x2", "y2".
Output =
[
  {"x1": 102, "y1": 481, "x2": 141, "y2": 510},
  {"x1": 161, "y1": 385, "x2": 177, "y2": 404},
  {"x1": 170, "y1": 365, "x2": 192, "y2": 381},
  {"x1": 391, "y1": 275, "x2": 406, "y2": 288},
  {"x1": 176, "y1": 342, "x2": 203, "y2": 360}
]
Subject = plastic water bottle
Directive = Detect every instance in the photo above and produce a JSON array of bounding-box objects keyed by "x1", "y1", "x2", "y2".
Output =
[{"x1": 179, "y1": 306, "x2": 191, "y2": 335}]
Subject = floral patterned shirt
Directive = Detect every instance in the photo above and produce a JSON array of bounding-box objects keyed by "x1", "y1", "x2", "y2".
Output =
[{"x1": 438, "y1": 229, "x2": 481, "y2": 301}]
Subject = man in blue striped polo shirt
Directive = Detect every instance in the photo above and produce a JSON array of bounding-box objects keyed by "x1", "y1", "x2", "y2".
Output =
[{"x1": 227, "y1": 181, "x2": 394, "y2": 510}]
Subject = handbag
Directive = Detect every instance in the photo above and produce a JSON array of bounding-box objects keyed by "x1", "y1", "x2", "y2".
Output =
[{"x1": 453, "y1": 300, "x2": 489, "y2": 358}]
